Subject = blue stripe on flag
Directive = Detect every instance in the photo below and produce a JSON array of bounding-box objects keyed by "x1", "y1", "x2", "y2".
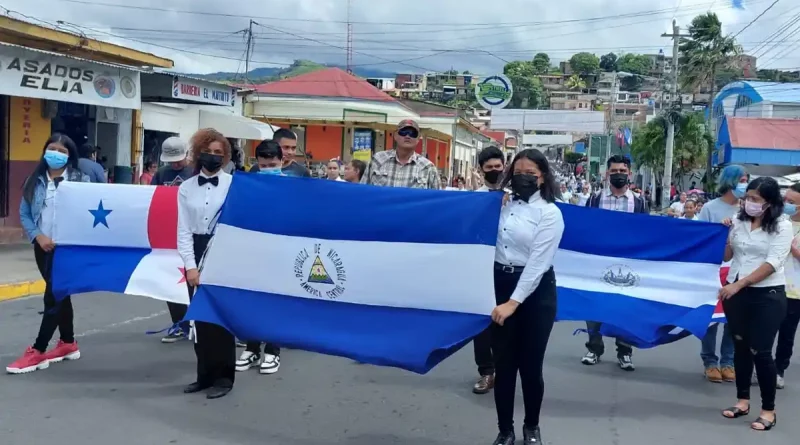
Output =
[
  {"x1": 556, "y1": 203, "x2": 728, "y2": 263},
  {"x1": 221, "y1": 174, "x2": 503, "y2": 246},
  {"x1": 52, "y1": 245, "x2": 149, "y2": 301},
  {"x1": 187, "y1": 285, "x2": 490, "y2": 374}
]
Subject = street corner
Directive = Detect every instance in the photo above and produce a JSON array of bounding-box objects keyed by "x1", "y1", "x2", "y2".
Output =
[{"x1": 0, "y1": 279, "x2": 45, "y2": 302}]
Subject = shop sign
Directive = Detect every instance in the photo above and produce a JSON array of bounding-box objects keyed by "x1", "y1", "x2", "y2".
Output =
[
  {"x1": 475, "y1": 74, "x2": 513, "y2": 110},
  {"x1": 0, "y1": 45, "x2": 141, "y2": 109},
  {"x1": 172, "y1": 76, "x2": 236, "y2": 107},
  {"x1": 352, "y1": 129, "x2": 373, "y2": 162}
]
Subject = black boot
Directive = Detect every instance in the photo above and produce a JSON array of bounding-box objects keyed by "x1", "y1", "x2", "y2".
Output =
[
  {"x1": 523, "y1": 425, "x2": 542, "y2": 443},
  {"x1": 492, "y1": 431, "x2": 515, "y2": 445},
  {"x1": 183, "y1": 382, "x2": 210, "y2": 394}
]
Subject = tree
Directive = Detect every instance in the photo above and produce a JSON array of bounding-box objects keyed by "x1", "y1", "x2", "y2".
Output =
[
  {"x1": 616, "y1": 53, "x2": 653, "y2": 76},
  {"x1": 565, "y1": 75, "x2": 586, "y2": 90},
  {"x1": 503, "y1": 61, "x2": 544, "y2": 109},
  {"x1": 569, "y1": 52, "x2": 600, "y2": 75},
  {"x1": 563, "y1": 152, "x2": 585, "y2": 175},
  {"x1": 600, "y1": 52, "x2": 618, "y2": 72},
  {"x1": 532, "y1": 53, "x2": 550, "y2": 75},
  {"x1": 462, "y1": 70, "x2": 472, "y2": 74}
]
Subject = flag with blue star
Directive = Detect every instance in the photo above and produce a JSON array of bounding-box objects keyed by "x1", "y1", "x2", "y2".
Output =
[{"x1": 89, "y1": 200, "x2": 113, "y2": 228}]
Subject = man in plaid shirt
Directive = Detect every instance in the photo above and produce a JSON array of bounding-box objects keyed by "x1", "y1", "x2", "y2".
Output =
[
  {"x1": 582, "y1": 155, "x2": 647, "y2": 372},
  {"x1": 361, "y1": 119, "x2": 440, "y2": 189}
]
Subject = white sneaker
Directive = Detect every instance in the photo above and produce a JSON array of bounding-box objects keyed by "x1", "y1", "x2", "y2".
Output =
[
  {"x1": 581, "y1": 351, "x2": 600, "y2": 365},
  {"x1": 235, "y1": 351, "x2": 260, "y2": 372},
  {"x1": 617, "y1": 354, "x2": 635, "y2": 371},
  {"x1": 260, "y1": 354, "x2": 280, "y2": 374},
  {"x1": 777, "y1": 374, "x2": 785, "y2": 390}
]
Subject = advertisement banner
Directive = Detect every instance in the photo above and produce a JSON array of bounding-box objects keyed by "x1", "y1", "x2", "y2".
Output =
[
  {"x1": 352, "y1": 129, "x2": 373, "y2": 162},
  {"x1": 0, "y1": 45, "x2": 141, "y2": 109},
  {"x1": 172, "y1": 76, "x2": 236, "y2": 107},
  {"x1": 475, "y1": 74, "x2": 513, "y2": 110}
]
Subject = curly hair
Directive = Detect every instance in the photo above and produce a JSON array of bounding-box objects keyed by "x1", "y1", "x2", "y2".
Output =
[{"x1": 189, "y1": 128, "x2": 231, "y2": 173}]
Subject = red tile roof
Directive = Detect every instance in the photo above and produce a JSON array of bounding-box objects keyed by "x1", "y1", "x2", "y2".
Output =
[
  {"x1": 728, "y1": 117, "x2": 800, "y2": 150},
  {"x1": 481, "y1": 130, "x2": 505, "y2": 145},
  {"x1": 250, "y1": 67, "x2": 397, "y2": 102}
]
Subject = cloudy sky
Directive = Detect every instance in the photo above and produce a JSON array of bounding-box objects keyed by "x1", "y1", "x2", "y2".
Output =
[{"x1": 2, "y1": 0, "x2": 798, "y2": 75}]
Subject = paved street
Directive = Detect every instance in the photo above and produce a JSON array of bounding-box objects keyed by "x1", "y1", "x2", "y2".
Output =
[{"x1": 0, "y1": 292, "x2": 797, "y2": 445}]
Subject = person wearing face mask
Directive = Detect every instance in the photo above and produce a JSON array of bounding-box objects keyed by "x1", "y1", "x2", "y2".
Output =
[
  {"x1": 582, "y1": 155, "x2": 646, "y2": 371},
  {"x1": 719, "y1": 176, "x2": 791, "y2": 432},
  {"x1": 489, "y1": 149, "x2": 564, "y2": 445},
  {"x1": 775, "y1": 182, "x2": 800, "y2": 390},
  {"x1": 7, "y1": 134, "x2": 90, "y2": 374},
  {"x1": 178, "y1": 128, "x2": 236, "y2": 399},
  {"x1": 248, "y1": 139, "x2": 284, "y2": 176},
  {"x1": 696, "y1": 164, "x2": 749, "y2": 383}
]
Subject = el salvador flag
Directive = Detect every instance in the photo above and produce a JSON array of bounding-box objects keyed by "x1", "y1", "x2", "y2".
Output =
[
  {"x1": 187, "y1": 174, "x2": 503, "y2": 375},
  {"x1": 553, "y1": 203, "x2": 728, "y2": 348}
]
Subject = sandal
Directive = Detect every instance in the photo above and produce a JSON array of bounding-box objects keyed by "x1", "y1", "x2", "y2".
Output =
[
  {"x1": 751, "y1": 415, "x2": 777, "y2": 431},
  {"x1": 721, "y1": 406, "x2": 750, "y2": 419}
]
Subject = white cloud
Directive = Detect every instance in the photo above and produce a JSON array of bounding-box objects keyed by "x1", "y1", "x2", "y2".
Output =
[{"x1": 1, "y1": 0, "x2": 798, "y2": 75}]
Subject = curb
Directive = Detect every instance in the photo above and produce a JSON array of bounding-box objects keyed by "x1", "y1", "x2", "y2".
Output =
[{"x1": 0, "y1": 279, "x2": 45, "y2": 302}]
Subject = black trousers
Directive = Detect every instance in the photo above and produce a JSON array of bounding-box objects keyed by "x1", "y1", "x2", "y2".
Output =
[
  {"x1": 473, "y1": 326, "x2": 494, "y2": 376},
  {"x1": 585, "y1": 321, "x2": 633, "y2": 357},
  {"x1": 245, "y1": 341, "x2": 280, "y2": 357},
  {"x1": 188, "y1": 234, "x2": 236, "y2": 388},
  {"x1": 167, "y1": 301, "x2": 188, "y2": 326},
  {"x1": 492, "y1": 266, "x2": 557, "y2": 433},
  {"x1": 722, "y1": 284, "x2": 787, "y2": 411},
  {"x1": 775, "y1": 298, "x2": 800, "y2": 376},
  {"x1": 32, "y1": 244, "x2": 74, "y2": 353}
]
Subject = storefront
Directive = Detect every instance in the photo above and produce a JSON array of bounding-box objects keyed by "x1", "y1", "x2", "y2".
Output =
[{"x1": 0, "y1": 42, "x2": 142, "y2": 234}]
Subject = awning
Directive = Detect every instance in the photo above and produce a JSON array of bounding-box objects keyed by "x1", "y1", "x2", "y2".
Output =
[{"x1": 199, "y1": 110, "x2": 277, "y2": 140}]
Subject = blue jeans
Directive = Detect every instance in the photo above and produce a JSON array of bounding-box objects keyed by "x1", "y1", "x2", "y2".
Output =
[{"x1": 700, "y1": 323, "x2": 734, "y2": 369}]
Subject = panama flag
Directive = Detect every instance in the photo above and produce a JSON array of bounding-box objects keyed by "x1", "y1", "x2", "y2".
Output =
[
  {"x1": 553, "y1": 203, "x2": 729, "y2": 347},
  {"x1": 187, "y1": 174, "x2": 502, "y2": 375},
  {"x1": 52, "y1": 182, "x2": 189, "y2": 305}
]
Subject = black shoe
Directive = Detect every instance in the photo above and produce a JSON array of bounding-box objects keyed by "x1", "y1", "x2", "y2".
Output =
[
  {"x1": 206, "y1": 385, "x2": 232, "y2": 399},
  {"x1": 183, "y1": 382, "x2": 210, "y2": 394},
  {"x1": 491, "y1": 431, "x2": 515, "y2": 445},
  {"x1": 523, "y1": 425, "x2": 542, "y2": 443}
]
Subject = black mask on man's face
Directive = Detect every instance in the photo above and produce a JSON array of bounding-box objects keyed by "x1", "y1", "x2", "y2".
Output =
[
  {"x1": 609, "y1": 173, "x2": 628, "y2": 189},
  {"x1": 484, "y1": 169, "x2": 502, "y2": 185}
]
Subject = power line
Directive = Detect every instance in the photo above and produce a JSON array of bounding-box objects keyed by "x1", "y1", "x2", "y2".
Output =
[{"x1": 733, "y1": 0, "x2": 780, "y2": 37}]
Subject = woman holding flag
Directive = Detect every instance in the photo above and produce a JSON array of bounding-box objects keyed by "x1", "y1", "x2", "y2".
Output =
[
  {"x1": 177, "y1": 128, "x2": 236, "y2": 399},
  {"x1": 489, "y1": 149, "x2": 564, "y2": 445}
]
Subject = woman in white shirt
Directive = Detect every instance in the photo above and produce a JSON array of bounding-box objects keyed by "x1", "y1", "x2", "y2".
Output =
[
  {"x1": 489, "y1": 149, "x2": 565, "y2": 445},
  {"x1": 720, "y1": 177, "x2": 792, "y2": 432},
  {"x1": 178, "y1": 128, "x2": 236, "y2": 400}
]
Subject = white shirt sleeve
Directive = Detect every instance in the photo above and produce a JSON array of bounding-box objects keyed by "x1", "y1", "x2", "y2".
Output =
[
  {"x1": 766, "y1": 219, "x2": 793, "y2": 272},
  {"x1": 177, "y1": 183, "x2": 197, "y2": 270},
  {"x1": 509, "y1": 207, "x2": 565, "y2": 304}
]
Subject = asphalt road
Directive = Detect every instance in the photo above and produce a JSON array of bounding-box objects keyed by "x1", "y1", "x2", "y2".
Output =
[{"x1": 0, "y1": 292, "x2": 797, "y2": 445}]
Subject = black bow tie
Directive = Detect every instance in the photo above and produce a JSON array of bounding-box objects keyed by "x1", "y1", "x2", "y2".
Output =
[
  {"x1": 198, "y1": 176, "x2": 219, "y2": 187},
  {"x1": 53, "y1": 177, "x2": 64, "y2": 188}
]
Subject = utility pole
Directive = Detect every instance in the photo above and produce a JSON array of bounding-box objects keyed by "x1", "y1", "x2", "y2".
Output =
[
  {"x1": 244, "y1": 20, "x2": 255, "y2": 82},
  {"x1": 603, "y1": 73, "x2": 619, "y2": 179},
  {"x1": 661, "y1": 20, "x2": 690, "y2": 210},
  {"x1": 346, "y1": 0, "x2": 353, "y2": 74}
]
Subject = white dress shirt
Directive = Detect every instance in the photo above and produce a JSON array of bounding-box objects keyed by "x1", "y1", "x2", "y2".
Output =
[
  {"x1": 728, "y1": 216, "x2": 793, "y2": 287},
  {"x1": 495, "y1": 191, "x2": 565, "y2": 303},
  {"x1": 40, "y1": 171, "x2": 67, "y2": 238},
  {"x1": 177, "y1": 170, "x2": 232, "y2": 270}
]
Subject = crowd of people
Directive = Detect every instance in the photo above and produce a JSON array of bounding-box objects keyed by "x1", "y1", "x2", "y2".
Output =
[{"x1": 6, "y1": 118, "x2": 800, "y2": 443}]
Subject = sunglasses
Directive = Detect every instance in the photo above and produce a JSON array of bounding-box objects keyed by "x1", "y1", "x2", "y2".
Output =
[{"x1": 397, "y1": 128, "x2": 419, "y2": 138}]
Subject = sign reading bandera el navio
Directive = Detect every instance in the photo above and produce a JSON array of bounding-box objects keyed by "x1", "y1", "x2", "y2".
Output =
[{"x1": 0, "y1": 45, "x2": 141, "y2": 109}]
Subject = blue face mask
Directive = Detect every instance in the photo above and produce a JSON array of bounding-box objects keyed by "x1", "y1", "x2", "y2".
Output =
[
  {"x1": 732, "y1": 183, "x2": 748, "y2": 199},
  {"x1": 259, "y1": 167, "x2": 282, "y2": 176},
  {"x1": 43, "y1": 150, "x2": 69, "y2": 169},
  {"x1": 784, "y1": 203, "x2": 797, "y2": 216}
]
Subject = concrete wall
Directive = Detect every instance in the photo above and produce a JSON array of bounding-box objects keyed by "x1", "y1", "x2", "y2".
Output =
[{"x1": 248, "y1": 96, "x2": 417, "y2": 124}]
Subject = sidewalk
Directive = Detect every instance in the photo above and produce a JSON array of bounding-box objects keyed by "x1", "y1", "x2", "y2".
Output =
[{"x1": 0, "y1": 243, "x2": 44, "y2": 302}]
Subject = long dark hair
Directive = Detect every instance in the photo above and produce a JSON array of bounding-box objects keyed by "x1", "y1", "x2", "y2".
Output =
[
  {"x1": 737, "y1": 176, "x2": 784, "y2": 234},
  {"x1": 501, "y1": 149, "x2": 560, "y2": 203},
  {"x1": 22, "y1": 133, "x2": 80, "y2": 204}
]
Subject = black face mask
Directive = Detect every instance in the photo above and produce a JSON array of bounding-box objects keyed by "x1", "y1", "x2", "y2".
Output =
[
  {"x1": 198, "y1": 153, "x2": 223, "y2": 173},
  {"x1": 484, "y1": 169, "x2": 502, "y2": 185},
  {"x1": 511, "y1": 174, "x2": 539, "y2": 201},
  {"x1": 609, "y1": 173, "x2": 628, "y2": 189}
]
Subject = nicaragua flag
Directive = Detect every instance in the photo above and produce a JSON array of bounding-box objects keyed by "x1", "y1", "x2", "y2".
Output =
[
  {"x1": 553, "y1": 203, "x2": 728, "y2": 347},
  {"x1": 187, "y1": 174, "x2": 502, "y2": 375},
  {"x1": 51, "y1": 182, "x2": 189, "y2": 305}
]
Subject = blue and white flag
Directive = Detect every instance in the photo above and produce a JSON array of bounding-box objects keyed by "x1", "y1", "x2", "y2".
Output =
[
  {"x1": 553, "y1": 203, "x2": 728, "y2": 347},
  {"x1": 187, "y1": 174, "x2": 502, "y2": 374}
]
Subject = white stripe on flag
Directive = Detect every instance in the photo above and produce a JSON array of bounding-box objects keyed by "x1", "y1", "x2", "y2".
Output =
[{"x1": 124, "y1": 249, "x2": 190, "y2": 304}]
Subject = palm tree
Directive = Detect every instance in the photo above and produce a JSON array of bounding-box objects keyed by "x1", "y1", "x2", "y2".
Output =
[
  {"x1": 565, "y1": 74, "x2": 586, "y2": 90},
  {"x1": 678, "y1": 13, "x2": 740, "y2": 181}
]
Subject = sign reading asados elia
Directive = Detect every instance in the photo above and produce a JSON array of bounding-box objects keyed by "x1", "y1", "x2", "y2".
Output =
[{"x1": 0, "y1": 45, "x2": 141, "y2": 109}]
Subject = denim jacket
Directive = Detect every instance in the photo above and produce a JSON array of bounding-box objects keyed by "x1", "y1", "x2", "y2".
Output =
[{"x1": 19, "y1": 168, "x2": 89, "y2": 243}]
